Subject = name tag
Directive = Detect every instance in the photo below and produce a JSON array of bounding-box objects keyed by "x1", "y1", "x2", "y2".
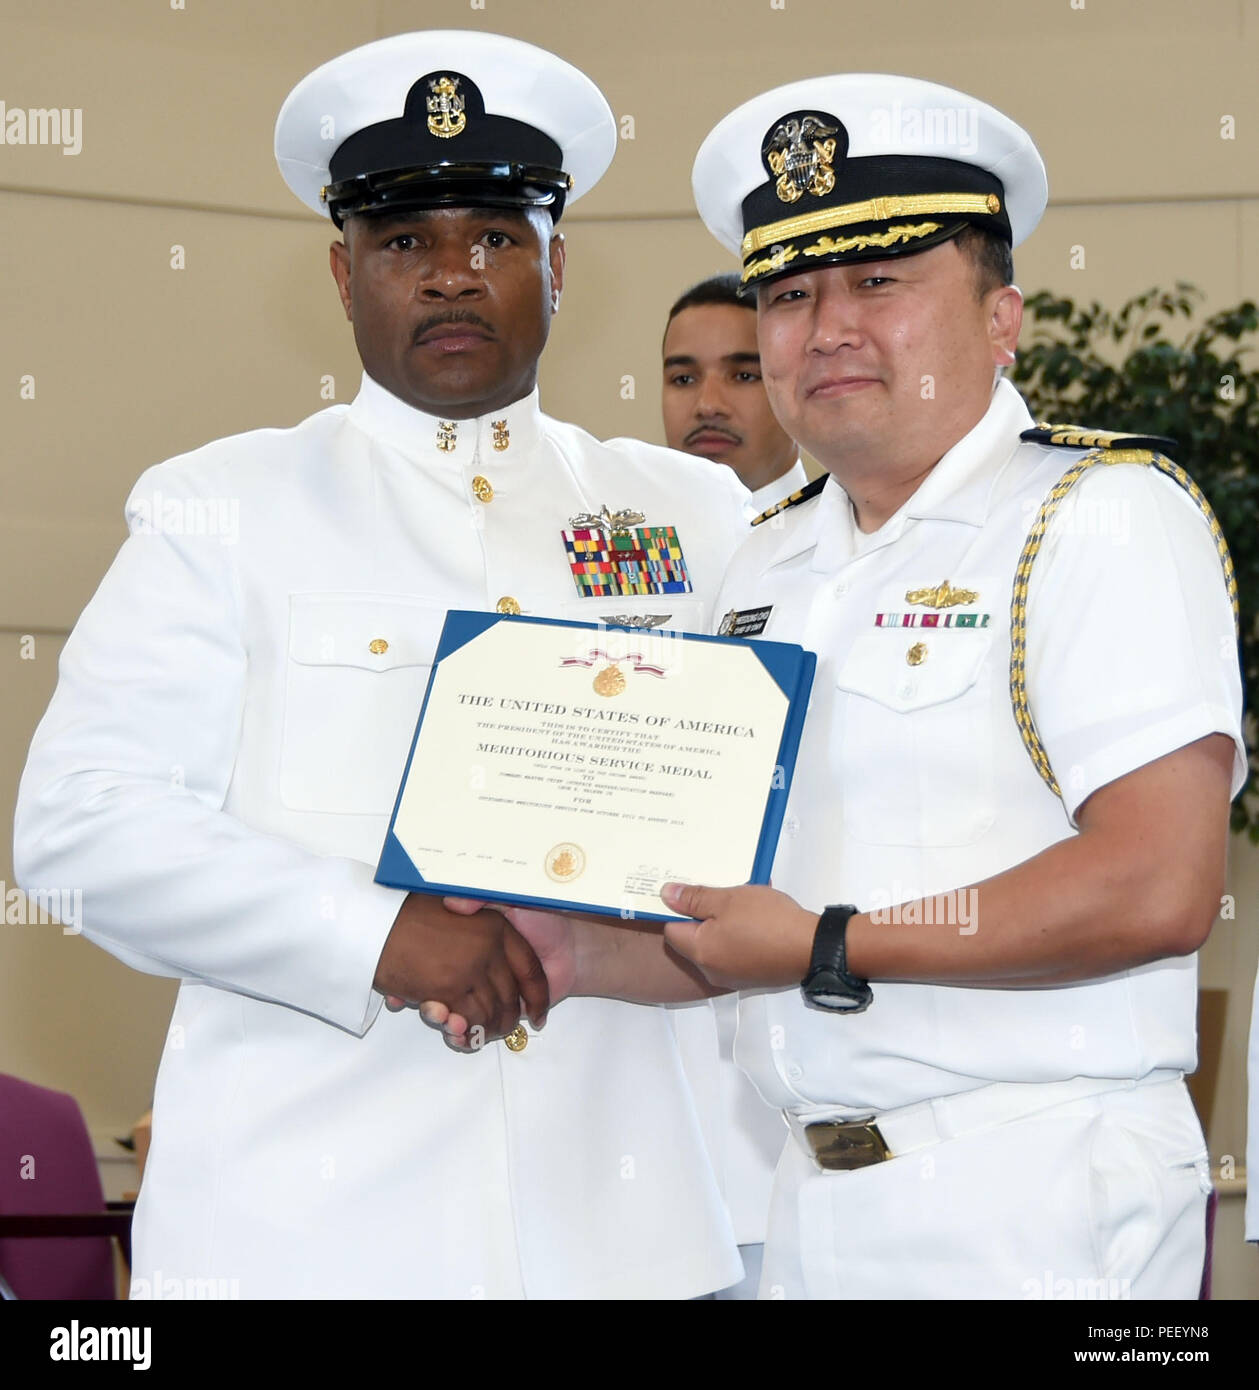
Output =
[{"x1": 718, "y1": 605, "x2": 773, "y2": 637}]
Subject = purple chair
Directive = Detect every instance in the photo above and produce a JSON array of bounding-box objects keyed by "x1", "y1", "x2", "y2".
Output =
[{"x1": 0, "y1": 1073, "x2": 131, "y2": 1299}]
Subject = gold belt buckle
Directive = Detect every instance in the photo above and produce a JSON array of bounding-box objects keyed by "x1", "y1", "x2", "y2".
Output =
[{"x1": 805, "y1": 1117, "x2": 891, "y2": 1171}]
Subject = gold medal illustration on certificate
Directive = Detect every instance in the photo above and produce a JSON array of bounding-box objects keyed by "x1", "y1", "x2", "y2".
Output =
[{"x1": 593, "y1": 664, "x2": 625, "y2": 697}]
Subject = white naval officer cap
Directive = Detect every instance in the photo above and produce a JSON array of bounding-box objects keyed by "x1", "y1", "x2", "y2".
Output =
[
  {"x1": 691, "y1": 74, "x2": 1048, "y2": 293},
  {"x1": 275, "y1": 30, "x2": 616, "y2": 228}
]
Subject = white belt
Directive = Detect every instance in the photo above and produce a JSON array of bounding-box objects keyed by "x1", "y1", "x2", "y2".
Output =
[{"x1": 784, "y1": 1070, "x2": 1184, "y2": 1171}]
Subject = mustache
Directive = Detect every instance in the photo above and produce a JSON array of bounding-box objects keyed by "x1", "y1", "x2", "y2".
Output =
[
  {"x1": 684, "y1": 424, "x2": 742, "y2": 446},
  {"x1": 412, "y1": 310, "x2": 496, "y2": 343}
]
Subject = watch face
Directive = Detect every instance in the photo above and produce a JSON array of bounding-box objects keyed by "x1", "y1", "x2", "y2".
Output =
[
  {"x1": 811, "y1": 990, "x2": 866, "y2": 1012},
  {"x1": 803, "y1": 967, "x2": 872, "y2": 1013}
]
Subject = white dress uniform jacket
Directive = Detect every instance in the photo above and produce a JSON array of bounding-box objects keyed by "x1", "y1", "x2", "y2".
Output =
[
  {"x1": 716, "y1": 379, "x2": 1246, "y2": 1298},
  {"x1": 14, "y1": 372, "x2": 749, "y2": 1300}
]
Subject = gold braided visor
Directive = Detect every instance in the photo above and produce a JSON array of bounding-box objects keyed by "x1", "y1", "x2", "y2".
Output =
[
  {"x1": 741, "y1": 221, "x2": 946, "y2": 283},
  {"x1": 741, "y1": 191, "x2": 1001, "y2": 257}
]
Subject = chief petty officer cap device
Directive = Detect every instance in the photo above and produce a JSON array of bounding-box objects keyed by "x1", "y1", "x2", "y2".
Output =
[
  {"x1": 691, "y1": 73, "x2": 1048, "y2": 293},
  {"x1": 275, "y1": 29, "x2": 617, "y2": 227}
]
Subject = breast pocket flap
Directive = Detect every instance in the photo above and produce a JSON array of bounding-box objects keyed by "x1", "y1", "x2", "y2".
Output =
[
  {"x1": 836, "y1": 629, "x2": 992, "y2": 714},
  {"x1": 288, "y1": 594, "x2": 446, "y2": 672}
]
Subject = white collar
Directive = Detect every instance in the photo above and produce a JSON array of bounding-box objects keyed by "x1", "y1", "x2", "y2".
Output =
[
  {"x1": 346, "y1": 371, "x2": 547, "y2": 463},
  {"x1": 897, "y1": 377, "x2": 1033, "y2": 527},
  {"x1": 746, "y1": 459, "x2": 810, "y2": 518},
  {"x1": 765, "y1": 380, "x2": 1034, "y2": 572}
]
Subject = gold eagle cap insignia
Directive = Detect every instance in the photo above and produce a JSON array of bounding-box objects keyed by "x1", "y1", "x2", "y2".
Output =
[
  {"x1": 905, "y1": 581, "x2": 979, "y2": 609},
  {"x1": 765, "y1": 115, "x2": 839, "y2": 203}
]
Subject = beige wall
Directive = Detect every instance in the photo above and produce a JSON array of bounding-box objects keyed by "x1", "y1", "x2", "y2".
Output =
[{"x1": 2, "y1": 0, "x2": 1257, "y2": 1285}]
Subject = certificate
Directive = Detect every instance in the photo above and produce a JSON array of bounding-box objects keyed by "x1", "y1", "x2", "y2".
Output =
[{"x1": 375, "y1": 612, "x2": 815, "y2": 921}]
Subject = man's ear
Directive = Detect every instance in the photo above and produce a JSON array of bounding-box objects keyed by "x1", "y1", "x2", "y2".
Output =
[
  {"x1": 329, "y1": 238, "x2": 353, "y2": 322},
  {"x1": 548, "y1": 231, "x2": 566, "y2": 313},
  {"x1": 988, "y1": 282, "x2": 1023, "y2": 367}
]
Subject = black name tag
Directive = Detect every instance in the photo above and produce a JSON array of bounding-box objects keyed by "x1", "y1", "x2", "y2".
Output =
[{"x1": 718, "y1": 605, "x2": 773, "y2": 637}]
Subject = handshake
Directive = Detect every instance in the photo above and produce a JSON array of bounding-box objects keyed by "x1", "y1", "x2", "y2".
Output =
[
  {"x1": 371, "y1": 892, "x2": 577, "y2": 1051},
  {"x1": 372, "y1": 883, "x2": 822, "y2": 1049}
]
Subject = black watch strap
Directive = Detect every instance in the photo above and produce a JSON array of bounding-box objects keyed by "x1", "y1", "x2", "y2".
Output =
[{"x1": 801, "y1": 903, "x2": 873, "y2": 1013}]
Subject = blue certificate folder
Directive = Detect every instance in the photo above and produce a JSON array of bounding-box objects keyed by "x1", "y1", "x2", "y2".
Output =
[{"x1": 374, "y1": 610, "x2": 816, "y2": 922}]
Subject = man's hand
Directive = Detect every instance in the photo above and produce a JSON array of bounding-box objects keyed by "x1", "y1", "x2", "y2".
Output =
[
  {"x1": 407, "y1": 900, "x2": 579, "y2": 1050},
  {"x1": 501, "y1": 905, "x2": 579, "y2": 1001},
  {"x1": 374, "y1": 893, "x2": 548, "y2": 1043},
  {"x1": 398, "y1": 893, "x2": 733, "y2": 1039},
  {"x1": 660, "y1": 882, "x2": 817, "y2": 990}
]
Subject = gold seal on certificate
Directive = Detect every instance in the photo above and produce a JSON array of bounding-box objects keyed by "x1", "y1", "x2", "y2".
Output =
[
  {"x1": 375, "y1": 612, "x2": 815, "y2": 921},
  {"x1": 545, "y1": 843, "x2": 587, "y2": 882}
]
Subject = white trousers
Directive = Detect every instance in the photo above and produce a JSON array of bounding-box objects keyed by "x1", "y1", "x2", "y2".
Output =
[{"x1": 760, "y1": 1076, "x2": 1210, "y2": 1300}]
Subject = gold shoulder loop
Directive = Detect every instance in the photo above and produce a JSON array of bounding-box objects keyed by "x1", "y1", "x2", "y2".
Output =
[
  {"x1": 751, "y1": 474, "x2": 826, "y2": 527},
  {"x1": 1010, "y1": 449, "x2": 1238, "y2": 801},
  {"x1": 1020, "y1": 422, "x2": 1178, "y2": 454}
]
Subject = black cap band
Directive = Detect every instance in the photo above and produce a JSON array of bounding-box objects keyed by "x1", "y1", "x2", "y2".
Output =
[
  {"x1": 323, "y1": 162, "x2": 571, "y2": 228},
  {"x1": 324, "y1": 70, "x2": 569, "y2": 227},
  {"x1": 739, "y1": 153, "x2": 1009, "y2": 292}
]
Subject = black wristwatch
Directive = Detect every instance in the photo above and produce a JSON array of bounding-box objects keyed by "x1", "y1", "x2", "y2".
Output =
[{"x1": 800, "y1": 904, "x2": 873, "y2": 1013}]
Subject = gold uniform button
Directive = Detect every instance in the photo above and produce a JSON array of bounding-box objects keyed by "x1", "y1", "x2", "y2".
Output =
[
  {"x1": 496, "y1": 596, "x2": 521, "y2": 615},
  {"x1": 906, "y1": 642, "x2": 927, "y2": 666},
  {"x1": 504, "y1": 1025, "x2": 528, "y2": 1052},
  {"x1": 472, "y1": 475, "x2": 494, "y2": 503},
  {"x1": 368, "y1": 638, "x2": 389, "y2": 655}
]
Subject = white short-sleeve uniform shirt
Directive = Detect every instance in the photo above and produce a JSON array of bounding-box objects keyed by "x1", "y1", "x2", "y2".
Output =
[{"x1": 717, "y1": 379, "x2": 1245, "y2": 1116}]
